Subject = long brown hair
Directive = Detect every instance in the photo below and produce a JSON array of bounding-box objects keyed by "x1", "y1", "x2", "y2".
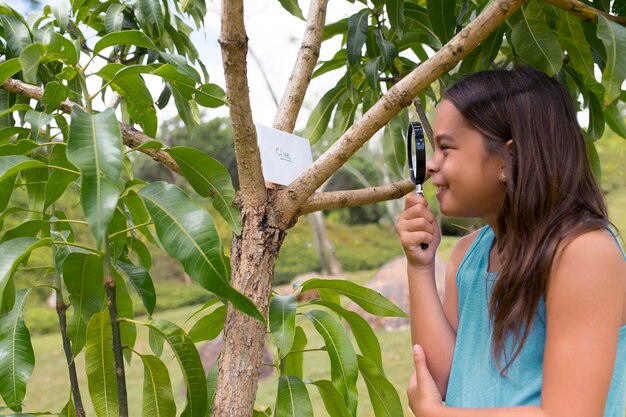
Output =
[{"x1": 444, "y1": 67, "x2": 609, "y2": 373}]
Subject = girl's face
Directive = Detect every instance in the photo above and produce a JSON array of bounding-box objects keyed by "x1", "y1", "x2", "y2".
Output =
[{"x1": 427, "y1": 100, "x2": 506, "y2": 225}]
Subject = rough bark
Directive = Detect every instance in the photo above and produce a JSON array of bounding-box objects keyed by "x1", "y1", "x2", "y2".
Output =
[
  {"x1": 211, "y1": 201, "x2": 286, "y2": 417},
  {"x1": 275, "y1": 0, "x2": 529, "y2": 228},
  {"x1": 543, "y1": 0, "x2": 626, "y2": 24},
  {"x1": 219, "y1": 0, "x2": 267, "y2": 209},
  {"x1": 273, "y1": 0, "x2": 329, "y2": 133}
]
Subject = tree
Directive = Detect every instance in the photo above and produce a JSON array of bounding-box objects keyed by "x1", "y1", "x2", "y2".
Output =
[{"x1": 0, "y1": 0, "x2": 625, "y2": 417}]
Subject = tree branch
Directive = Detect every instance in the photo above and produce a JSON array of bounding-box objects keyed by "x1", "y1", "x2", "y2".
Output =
[
  {"x1": 297, "y1": 179, "x2": 416, "y2": 215},
  {"x1": 220, "y1": 0, "x2": 268, "y2": 208},
  {"x1": 543, "y1": 0, "x2": 626, "y2": 25},
  {"x1": 273, "y1": 0, "x2": 329, "y2": 133},
  {"x1": 1, "y1": 78, "x2": 181, "y2": 174},
  {"x1": 274, "y1": 0, "x2": 528, "y2": 228}
]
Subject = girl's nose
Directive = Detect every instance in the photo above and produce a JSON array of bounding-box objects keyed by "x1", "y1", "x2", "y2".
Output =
[{"x1": 426, "y1": 155, "x2": 438, "y2": 176}]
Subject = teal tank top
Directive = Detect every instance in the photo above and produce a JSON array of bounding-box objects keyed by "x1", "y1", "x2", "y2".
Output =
[{"x1": 446, "y1": 226, "x2": 626, "y2": 416}]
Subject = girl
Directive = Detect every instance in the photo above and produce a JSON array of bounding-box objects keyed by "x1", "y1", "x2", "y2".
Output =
[{"x1": 396, "y1": 67, "x2": 626, "y2": 417}]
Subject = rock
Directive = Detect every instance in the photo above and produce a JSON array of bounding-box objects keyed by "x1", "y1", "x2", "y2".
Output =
[{"x1": 347, "y1": 256, "x2": 447, "y2": 331}]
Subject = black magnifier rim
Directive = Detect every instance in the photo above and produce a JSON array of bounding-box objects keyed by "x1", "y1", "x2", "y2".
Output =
[{"x1": 407, "y1": 121, "x2": 426, "y2": 185}]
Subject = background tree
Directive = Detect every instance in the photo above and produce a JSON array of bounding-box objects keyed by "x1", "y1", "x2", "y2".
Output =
[{"x1": 0, "y1": 0, "x2": 625, "y2": 417}]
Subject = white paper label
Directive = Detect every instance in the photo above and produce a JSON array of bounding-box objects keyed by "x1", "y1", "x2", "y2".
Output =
[{"x1": 256, "y1": 124, "x2": 313, "y2": 186}]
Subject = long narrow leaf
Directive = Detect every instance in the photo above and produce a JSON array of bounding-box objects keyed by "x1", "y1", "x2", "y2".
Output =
[
  {"x1": 283, "y1": 326, "x2": 307, "y2": 378},
  {"x1": 142, "y1": 319, "x2": 207, "y2": 417},
  {"x1": 309, "y1": 380, "x2": 352, "y2": 417},
  {"x1": 164, "y1": 146, "x2": 240, "y2": 235},
  {"x1": 67, "y1": 107, "x2": 123, "y2": 248},
  {"x1": 62, "y1": 253, "x2": 105, "y2": 357},
  {"x1": 596, "y1": 15, "x2": 626, "y2": 105},
  {"x1": 138, "y1": 182, "x2": 262, "y2": 320},
  {"x1": 93, "y1": 30, "x2": 158, "y2": 56},
  {"x1": 346, "y1": 10, "x2": 369, "y2": 66},
  {"x1": 188, "y1": 305, "x2": 226, "y2": 343},
  {"x1": 0, "y1": 289, "x2": 34, "y2": 412},
  {"x1": 357, "y1": 355, "x2": 403, "y2": 417},
  {"x1": 300, "y1": 279, "x2": 407, "y2": 317},
  {"x1": 269, "y1": 294, "x2": 297, "y2": 357},
  {"x1": 85, "y1": 311, "x2": 118, "y2": 417},
  {"x1": 305, "y1": 309, "x2": 358, "y2": 415},
  {"x1": 311, "y1": 300, "x2": 383, "y2": 372},
  {"x1": 0, "y1": 238, "x2": 50, "y2": 313},
  {"x1": 138, "y1": 353, "x2": 176, "y2": 417},
  {"x1": 275, "y1": 375, "x2": 313, "y2": 417}
]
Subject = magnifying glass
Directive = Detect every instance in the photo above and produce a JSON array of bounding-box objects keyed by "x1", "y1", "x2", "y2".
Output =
[{"x1": 407, "y1": 121, "x2": 429, "y2": 250}]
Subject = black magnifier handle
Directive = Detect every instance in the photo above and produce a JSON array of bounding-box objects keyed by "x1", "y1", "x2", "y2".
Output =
[{"x1": 407, "y1": 122, "x2": 429, "y2": 250}]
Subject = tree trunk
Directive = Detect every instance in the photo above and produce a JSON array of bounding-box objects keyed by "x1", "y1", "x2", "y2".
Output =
[
  {"x1": 308, "y1": 211, "x2": 342, "y2": 276},
  {"x1": 211, "y1": 201, "x2": 286, "y2": 417}
]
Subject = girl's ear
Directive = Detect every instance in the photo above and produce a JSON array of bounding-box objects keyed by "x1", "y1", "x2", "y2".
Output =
[{"x1": 499, "y1": 140, "x2": 514, "y2": 183}]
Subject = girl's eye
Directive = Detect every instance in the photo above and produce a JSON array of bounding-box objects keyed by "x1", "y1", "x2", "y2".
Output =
[{"x1": 439, "y1": 145, "x2": 450, "y2": 154}]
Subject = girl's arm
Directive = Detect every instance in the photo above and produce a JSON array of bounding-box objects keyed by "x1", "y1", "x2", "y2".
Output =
[
  {"x1": 398, "y1": 193, "x2": 475, "y2": 397},
  {"x1": 409, "y1": 229, "x2": 626, "y2": 417}
]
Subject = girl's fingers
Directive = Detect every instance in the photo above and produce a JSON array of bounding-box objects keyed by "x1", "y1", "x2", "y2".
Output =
[{"x1": 403, "y1": 192, "x2": 428, "y2": 211}]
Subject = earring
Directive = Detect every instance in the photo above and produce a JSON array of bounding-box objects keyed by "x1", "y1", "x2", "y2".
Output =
[{"x1": 500, "y1": 173, "x2": 507, "y2": 183}]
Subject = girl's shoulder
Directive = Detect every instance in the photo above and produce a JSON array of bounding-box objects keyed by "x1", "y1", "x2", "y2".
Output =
[{"x1": 448, "y1": 227, "x2": 486, "y2": 270}]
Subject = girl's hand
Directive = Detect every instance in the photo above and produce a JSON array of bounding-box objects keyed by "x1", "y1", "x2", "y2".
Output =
[
  {"x1": 396, "y1": 193, "x2": 440, "y2": 268},
  {"x1": 407, "y1": 345, "x2": 443, "y2": 417}
]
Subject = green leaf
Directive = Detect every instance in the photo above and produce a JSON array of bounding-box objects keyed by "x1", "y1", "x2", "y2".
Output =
[
  {"x1": 188, "y1": 305, "x2": 226, "y2": 343},
  {"x1": 24, "y1": 109, "x2": 53, "y2": 143},
  {"x1": 386, "y1": 0, "x2": 405, "y2": 38},
  {"x1": 206, "y1": 356, "x2": 219, "y2": 414},
  {"x1": 62, "y1": 253, "x2": 105, "y2": 357},
  {"x1": 426, "y1": 0, "x2": 456, "y2": 43},
  {"x1": 0, "y1": 140, "x2": 38, "y2": 156},
  {"x1": 0, "y1": 58, "x2": 22, "y2": 85},
  {"x1": 164, "y1": 146, "x2": 240, "y2": 235},
  {"x1": 0, "y1": 289, "x2": 34, "y2": 412},
  {"x1": 112, "y1": 268, "x2": 136, "y2": 361},
  {"x1": 44, "y1": 144, "x2": 79, "y2": 210},
  {"x1": 51, "y1": 3, "x2": 69, "y2": 32},
  {"x1": 303, "y1": 82, "x2": 346, "y2": 144},
  {"x1": 85, "y1": 311, "x2": 118, "y2": 417},
  {"x1": 511, "y1": 2, "x2": 563, "y2": 76},
  {"x1": 97, "y1": 64, "x2": 157, "y2": 138},
  {"x1": 137, "y1": 0, "x2": 164, "y2": 39},
  {"x1": 42, "y1": 81, "x2": 69, "y2": 114},
  {"x1": 138, "y1": 182, "x2": 262, "y2": 321},
  {"x1": 0, "y1": 15, "x2": 32, "y2": 56},
  {"x1": 0, "y1": 220, "x2": 48, "y2": 243},
  {"x1": 121, "y1": 190, "x2": 155, "y2": 243},
  {"x1": 24, "y1": 164, "x2": 48, "y2": 213},
  {"x1": 357, "y1": 355, "x2": 404, "y2": 417},
  {"x1": 277, "y1": 0, "x2": 305, "y2": 20},
  {"x1": 308, "y1": 380, "x2": 352, "y2": 417},
  {"x1": 311, "y1": 300, "x2": 383, "y2": 372},
  {"x1": 93, "y1": 30, "x2": 158, "y2": 56},
  {"x1": 67, "y1": 106, "x2": 123, "y2": 248},
  {"x1": 557, "y1": 11, "x2": 594, "y2": 80},
  {"x1": 19, "y1": 43, "x2": 45, "y2": 84},
  {"x1": 105, "y1": 3, "x2": 126, "y2": 33},
  {"x1": 305, "y1": 309, "x2": 358, "y2": 415},
  {"x1": 586, "y1": 93, "x2": 604, "y2": 141},
  {"x1": 170, "y1": 86, "x2": 200, "y2": 132},
  {"x1": 107, "y1": 206, "x2": 127, "y2": 261},
  {"x1": 143, "y1": 319, "x2": 207, "y2": 417},
  {"x1": 374, "y1": 29, "x2": 396, "y2": 71},
  {"x1": 0, "y1": 155, "x2": 47, "y2": 181},
  {"x1": 269, "y1": 294, "x2": 297, "y2": 357},
  {"x1": 138, "y1": 353, "x2": 176, "y2": 417},
  {"x1": 46, "y1": 33, "x2": 78, "y2": 66},
  {"x1": 300, "y1": 279, "x2": 408, "y2": 317},
  {"x1": 596, "y1": 15, "x2": 626, "y2": 106},
  {"x1": 153, "y1": 65, "x2": 226, "y2": 108},
  {"x1": 0, "y1": 174, "x2": 16, "y2": 212},
  {"x1": 403, "y1": 3, "x2": 442, "y2": 50},
  {"x1": 383, "y1": 110, "x2": 408, "y2": 179},
  {"x1": 275, "y1": 375, "x2": 313, "y2": 417},
  {"x1": 346, "y1": 10, "x2": 369, "y2": 66},
  {"x1": 283, "y1": 326, "x2": 307, "y2": 378},
  {"x1": 115, "y1": 261, "x2": 156, "y2": 315},
  {"x1": 586, "y1": 137, "x2": 601, "y2": 181},
  {"x1": 605, "y1": 102, "x2": 626, "y2": 138}
]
